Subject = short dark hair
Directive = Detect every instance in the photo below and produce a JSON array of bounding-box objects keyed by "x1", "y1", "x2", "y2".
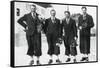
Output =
[
  {"x1": 30, "y1": 4, "x2": 36, "y2": 8},
  {"x1": 64, "y1": 11, "x2": 70, "y2": 15},
  {"x1": 81, "y1": 6, "x2": 87, "y2": 10},
  {"x1": 50, "y1": 9, "x2": 56, "y2": 13}
]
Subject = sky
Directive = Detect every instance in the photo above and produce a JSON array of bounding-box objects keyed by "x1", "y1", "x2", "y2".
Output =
[{"x1": 15, "y1": 2, "x2": 97, "y2": 34}]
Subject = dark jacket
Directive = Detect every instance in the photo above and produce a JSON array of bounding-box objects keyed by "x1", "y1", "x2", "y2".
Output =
[
  {"x1": 44, "y1": 18, "x2": 61, "y2": 37},
  {"x1": 17, "y1": 13, "x2": 41, "y2": 35},
  {"x1": 78, "y1": 14, "x2": 94, "y2": 54},
  {"x1": 61, "y1": 18, "x2": 77, "y2": 39},
  {"x1": 78, "y1": 14, "x2": 94, "y2": 36}
]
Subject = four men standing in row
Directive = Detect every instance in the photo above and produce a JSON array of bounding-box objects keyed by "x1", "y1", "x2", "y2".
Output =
[{"x1": 18, "y1": 4, "x2": 94, "y2": 65}]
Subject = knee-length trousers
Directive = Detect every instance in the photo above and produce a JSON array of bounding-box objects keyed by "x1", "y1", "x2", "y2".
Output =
[
  {"x1": 26, "y1": 33, "x2": 42, "y2": 57},
  {"x1": 64, "y1": 36, "x2": 77, "y2": 56},
  {"x1": 47, "y1": 33, "x2": 60, "y2": 55}
]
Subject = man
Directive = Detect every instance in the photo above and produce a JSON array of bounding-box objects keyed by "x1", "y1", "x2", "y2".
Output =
[
  {"x1": 44, "y1": 9, "x2": 61, "y2": 64},
  {"x1": 61, "y1": 11, "x2": 78, "y2": 62},
  {"x1": 78, "y1": 6, "x2": 94, "y2": 61},
  {"x1": 17, "y1": 5, "x2": 42, "y2": 65}
]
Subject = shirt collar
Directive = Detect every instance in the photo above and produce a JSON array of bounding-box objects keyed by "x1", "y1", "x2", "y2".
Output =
[
  {"x1": 31, "y1": 12, "x2": 36, "y2": 17},
  {"x1": 66, "y1": 17, "x2": 70, "y2": 21},
  {"x1": 82, "y1": 13, "x2": 87, "y2": 17},
  {"x1": 51, "y1": 16, "x2": 56, "y2": 20}
]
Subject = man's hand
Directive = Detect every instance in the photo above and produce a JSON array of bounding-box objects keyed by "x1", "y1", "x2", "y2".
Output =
[
  {"x1": 24, "y1": 26, "x2": 28, "y2": 32},
  {"x1": 37, "y1": 24, "x2": 42, "y2": 33},
  {"x1": 26, "y1": 26, "x2": 28, "y2": 30},
  {"x1": 79, "y1": 26, "x2": 82, "y2": 30},
  {"x1": 56, "y1": 43, "x2": 60, "y2": 47},
  {"x1": 58, "y1": 38, "x2": 62, "y2": 41},
  {"x1": 74, "y1": 37, "x2": 77, "y2": 40},
  {"x1": 82, "y1": 23, "x2": 87, "y2": 28}
]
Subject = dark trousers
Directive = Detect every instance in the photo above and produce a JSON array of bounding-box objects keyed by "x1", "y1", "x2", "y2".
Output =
[
  {"x1": 64, "y1": 36, "x2": 77, "y2": 56},
  {"x1": 26, "y1": 33, "x2": 42, "y2": 57},
  {"x1": 46, "y1": 33, "x2": 59, "y2": 56},
  {"x1": 80, "y1": 35, "x2": 90, "y2": 54}
]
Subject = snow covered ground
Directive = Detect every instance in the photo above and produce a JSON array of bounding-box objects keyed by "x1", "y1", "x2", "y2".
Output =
[
  {"x1": 15, "y1": 32, "x2": 97, "y2": 66},
  {"x1": 13, "y1": 1, "x2": 97, "y2": 68}
]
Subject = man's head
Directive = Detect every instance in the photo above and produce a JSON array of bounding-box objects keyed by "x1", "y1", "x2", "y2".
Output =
[
  {"x1": 81, "y1": 6, "x2": 87, "y2": 15},
  {"x1": 64, "y1": 11, "x2": 70, "y2": 18},
  {"x1": 30, "y1": 5, "x2": 36, "y2": 13},
  {"x1": 50, "y1": 9, "x2": 56, "y2": 17}
]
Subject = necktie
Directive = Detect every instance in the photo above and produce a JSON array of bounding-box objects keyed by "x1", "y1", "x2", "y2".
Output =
[
  {"x1": 66, "y1": 19, "x2": 69, "y2": 24},
  {"x1": 52, "y1": 18, "x2": 55, "y2": 23},
  {"x1": 32, "y1": 13, "x2": 36, "y2": 19}
]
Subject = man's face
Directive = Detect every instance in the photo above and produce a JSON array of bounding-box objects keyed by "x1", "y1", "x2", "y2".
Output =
[
  {"x1": 50, "y1": 10, "x2": 56, "y2": 17},
  {"x1": 30, "y1": 6, "x2": 36, "y2": 13},
  {"x1": 82, "y1": 8, "x2": 87, "y2": 15},
  {"x1": 65, "y1": 12, "x2": 70, "y2": 18}
]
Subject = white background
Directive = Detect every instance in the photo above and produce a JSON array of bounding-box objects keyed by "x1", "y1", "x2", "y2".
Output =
[
  {"x1": 0, "y1": 0, "x2": 99, "y2": 68},
  {"x1": 14, "y1": 1, "x2": 97, "y2": 66}
]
